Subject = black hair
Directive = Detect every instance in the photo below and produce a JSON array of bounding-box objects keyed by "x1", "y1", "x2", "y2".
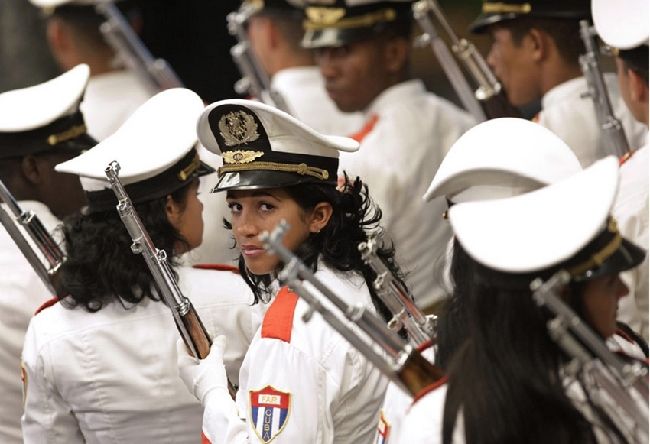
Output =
[
  {"x1": 59, "y1": 182, "x2": 191, "y2": 312},
  {"x1": 257, "y1": 10, "x2": 307, "y2": 54},
  {"x1": 502, "y1": 18, "x2": 585, "y2": 67},
  {"x1": 440, "y1": 238, "x2": 624, "y2": 443},
  {"x1": 619, "y1": 46, "x2": 649, "y2": 84},
  {"x1": 226, "y1": 175, "x2": 405, "y2": 325}
]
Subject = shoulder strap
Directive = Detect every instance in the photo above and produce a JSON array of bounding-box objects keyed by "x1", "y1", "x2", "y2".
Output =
[{"x1": 261, "y1": 287, "x2": 299, "y2": 343}]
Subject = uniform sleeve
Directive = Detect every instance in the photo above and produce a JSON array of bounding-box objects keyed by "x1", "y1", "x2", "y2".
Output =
[
  {"x1": 21, "y1": 321, "x2": 84, "y2": 443},
  {"x1": 202, "y1": 339, "x2": 326, "y2": 444}
]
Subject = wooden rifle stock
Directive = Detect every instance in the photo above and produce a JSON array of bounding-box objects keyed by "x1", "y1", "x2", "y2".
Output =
[{"x1": 398, "y1": 350, "x2": 445, "y2": 396}]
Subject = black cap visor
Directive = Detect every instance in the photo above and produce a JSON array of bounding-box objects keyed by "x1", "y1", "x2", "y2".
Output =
[{"x1": 211, "y1": 169, "x2": 336, "y2": 193}]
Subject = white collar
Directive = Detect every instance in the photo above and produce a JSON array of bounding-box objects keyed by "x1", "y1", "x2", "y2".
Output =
[
  {"x1": 366, "y1": 79, "x2": 426, "y2": 116},
  {"x1": 541, "y1": 76, "x2": 588, "y2": 109}
]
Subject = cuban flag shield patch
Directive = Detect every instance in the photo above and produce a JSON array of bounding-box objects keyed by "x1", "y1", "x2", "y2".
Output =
[{"x1": 250, "y1": 385, "x2": 291, "y2": 442}]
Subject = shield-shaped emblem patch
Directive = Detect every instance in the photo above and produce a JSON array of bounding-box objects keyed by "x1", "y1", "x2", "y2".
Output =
[{"x1": 249, "y1": 385, "x2": 291, "y2": 443}]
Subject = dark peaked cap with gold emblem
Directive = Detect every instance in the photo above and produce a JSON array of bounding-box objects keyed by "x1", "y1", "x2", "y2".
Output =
[
  {"x1": 470, "y1": 0, "x2": 590, "y2": 34},
  {"x1": 55, "y1": 88, "x2": 213, "y2": 212},
  {"x1": 301, "y1": 0, "x2": 413, "y2": 49},
  {"x1": 197, "y1": 99, "x2": 359, "y2": 192},
  {"x1": 0, "y1": 64, "x2": 96, "y2": 159}
]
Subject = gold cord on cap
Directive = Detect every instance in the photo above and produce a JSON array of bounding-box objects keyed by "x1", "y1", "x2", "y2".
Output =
[
  {"x1": 178, "y1": 154, "x2": 201, "y2": 181},
  {"x1": 219, "y1": 161, "x2": 330, "y2": 181},
  {"x1": 47, "y1": 124, "x2": 87, "y2": 145},
  {"x1": 566, "y1": 218, "x2": 622, "y2": 277},
  {"x1": 482, "y1": 2, "x2": 532, "y2": 14},
  {"x1": 304, "y1": 7, "x2": 397, "y2": 30}
]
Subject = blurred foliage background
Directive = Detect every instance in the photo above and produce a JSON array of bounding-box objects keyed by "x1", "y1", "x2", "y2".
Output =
[{"x1": 0, "y1": 0, "x2": 487, "y2": 106}]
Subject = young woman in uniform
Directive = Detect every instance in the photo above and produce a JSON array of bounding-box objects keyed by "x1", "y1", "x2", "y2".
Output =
[
  {"x1": 21, "y1": 89, "x2": 256, "y2": 443},
  {"x1": 396, "y1": 156, "x2": 646, "y2": 444},
  {"x1": 178, "y1": 99, "x2": 401, "y2": 444}
]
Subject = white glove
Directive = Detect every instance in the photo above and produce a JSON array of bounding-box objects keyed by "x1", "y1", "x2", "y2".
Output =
[{"x1": 176, "y1": 335, "x2": 229, "y2": 405}]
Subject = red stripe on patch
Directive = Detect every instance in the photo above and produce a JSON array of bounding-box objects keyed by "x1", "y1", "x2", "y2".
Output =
[
  {"x1": 349, "y1": 114, "x2": 379, "y2": 143},
  {"x1": 34, "y1": 297, "x2": 59, "y2": 315},
  {"x1": 193, "y1": 263, "x2": 239, "y2": 274},
  {"x1": 412, "y1": 375, "x2": 448, "y2": 405},
  {"x1": 261, "y1": 287, "x2": 299, "y2": 343}
]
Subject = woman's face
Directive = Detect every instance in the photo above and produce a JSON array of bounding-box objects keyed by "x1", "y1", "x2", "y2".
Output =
[
  {"x1": 166, "y1": 179, "x2": 204, "y2": 254},
  {"x1": 580, "y1": 273, "x2": 629, "y2": 338},
  {"x1": 226, "y1": 188, "x2": 321, "y2": 275}
]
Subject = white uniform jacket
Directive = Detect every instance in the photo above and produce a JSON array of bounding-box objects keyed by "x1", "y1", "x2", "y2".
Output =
[
  {"x1": 81, "y1": 70, "x2": 152, "y2": 141},
  {"x1": 21, "y1": 266, "x2": 256, "y2": 444},
  {"x1": 339, "y1": 80, "x2": 475, "y2": 307},
  {"x1": 537, "y1": 74, "x2": 647, "y2": 167},
  {"x1": 375, "y1": 344, "x2": 436, "y2": 444},
  {"x1": 270, "y1": 66, "x2": 364, "y2": 136},
  {"x1": 395, "y1": 334, "x2": 646, "y2": 444},
  {"x1": 614, "y1": 144, "x2": 649, "y2": 341},
  {"x1": 201, "y1": 263, "x2": 389, "y2": 444},
  {"x1": 0, "y1": 201, "x2": 59, "y2": 444}
]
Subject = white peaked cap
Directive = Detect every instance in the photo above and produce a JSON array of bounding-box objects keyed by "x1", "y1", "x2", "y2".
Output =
[
  {"x1": 198, "y1": 99, "x2": 358, "y2": 158},
  {"x1": 449, "y1": 156, "x2": 619, "y2": 274},
  {"x1": 56, "y1": 88, "x2": 205, "y2": 188},
  {"x1": 592, "y1": 0, "x2": 649, "y2": 49},
  {"x1": 423, "y1": 118, "x2": 582, "y2": 203},
  {"x1": 197, "y1": 99, "x2": 358, "y2": 192},
  {"x1": 0, "y1": 64, "x2": 89, "y2": 132}
]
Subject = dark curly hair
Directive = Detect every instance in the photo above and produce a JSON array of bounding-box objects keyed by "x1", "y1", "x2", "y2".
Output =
[
  {"x1": 59, "y1": 184, "x2": 191, "y2": 312},
  {"x1": 225, "y1": 175, "x2": 406, "y2": 325}
]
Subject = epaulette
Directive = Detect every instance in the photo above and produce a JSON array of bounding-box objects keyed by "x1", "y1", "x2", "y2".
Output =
[
  {"x1": 192, "y1": 263, "x2": 240, "y2": 274},
  {"x1": 34, "y1": 296, "x2": 59, "y2": 315},
  {"x1": 349, "y1": 114, "x2": 379, "y2": 143},
  {"x1": 261, "y1": 287, "x2": 299, "y2": 343}
]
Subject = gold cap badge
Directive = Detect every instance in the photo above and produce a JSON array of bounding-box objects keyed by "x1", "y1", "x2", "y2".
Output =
[
  {"x1": 222, "y1": 150, "x2": 265, "y2": 165},
  {"x1": 218, "y1": 110, "x2": 260, "y2": 147}
]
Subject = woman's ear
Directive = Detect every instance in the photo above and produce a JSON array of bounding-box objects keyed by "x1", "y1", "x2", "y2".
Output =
[
  {"x1": 308, "y1": 202, "x2": 333, "y2": 233},
  {"x1": 166, "y1": 195, "x2": 182, "y2": 228}
]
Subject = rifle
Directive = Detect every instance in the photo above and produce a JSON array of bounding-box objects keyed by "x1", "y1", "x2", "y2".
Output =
[
  {"x1": 226, "y1": 4, "x2": 292, "y2": 114},
  {"x1": 95, "y1": 2, "x2": 184, "y2": 95},
  {"x1": 358, "y1": 234, "x2": 437, "y2": 348},
  {"x1": 0, "y1": 179, "x2": 64, "y2": 295},
  {"x1": 579, "y1": 20, "x2": 631, "y2": 159},
  {"x1": 531, "y1": 271, "x2": 648, "y2": 443},
  {"x1": 412, "y1": 0, "x2": 521, "y2": 119},
  {"x1": 105, "y1": 161, "x2": 236, "y2": 397},
  {"x1": 260, "y1": 221, "x2": 445, "y2": 397}
]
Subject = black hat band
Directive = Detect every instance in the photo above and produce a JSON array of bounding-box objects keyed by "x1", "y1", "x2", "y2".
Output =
[{"x1": 85, "y1": 149, "x2": 214, "y2": 213}]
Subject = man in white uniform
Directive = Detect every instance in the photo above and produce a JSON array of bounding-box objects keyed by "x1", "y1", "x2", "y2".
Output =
[
  {"x1": 189, "y1": 0, "x2": 364, "y2": 266},
  {"x1": 470, "y1": 0, "x2": 647, "y2": 166},
  {"x1": 30, "y1": 0, "x2": 152, "y2": 140},
  {"x1": 0, "y1": 64, "x2": 94, "y2": 444},
  {"x1": 302, "y1": 0, "x2": 475, "y2": 307},
  {"x1": 593, "y1": 0, "x2": 649, "y2": 341}
]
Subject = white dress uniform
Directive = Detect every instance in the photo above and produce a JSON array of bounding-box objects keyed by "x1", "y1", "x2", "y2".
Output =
[
  {"x1": 338, "y1": 79, "x2": 475, "y2": 307},
  {"x1": 536, "y1": 74, "x2": 647, "y2": 167},
  {"x1": 81, "y1": 70, "x2": 153, "y2": 141},
  {"x1": 271, "y1": 66, "x2": 364, "y2": 136},
  {"x1": 201, "y1": 263, "x2": 388, "y2": 444},
  {"x1": 614, "y1": 144, "x2": 649, "y2": 340},
  {"x1": 0, "y1": 201, "x2": 59, "y2": 444},
  {"x1": 21, "y1": 266, "x2": 256, "y2": 444}
]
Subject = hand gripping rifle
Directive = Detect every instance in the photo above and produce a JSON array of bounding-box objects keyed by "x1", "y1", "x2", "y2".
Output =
[
  {"x1": 226, "y1": 4, "x2": 291, "y2": 114},
  {"x1": 0, "y1": 179, "x2": 64, "y2": 295},
  {"x1": 412, "y1": 0, "x2": 521, "y2": 120},
  {"x1": 260, "y1": 221, "x2": 445, "y2": 397},
  {"x1": 579, "y1": 20, "x2": 631, "y2": 159},
  {"x1": 95, "y1": 2, "x2": 184, "y2": 95},
  {"x1": 531, "y1": 271, "x2": 648, "y2": 443},
  {"x1": 358, "y1": 234, "x2": 437, "y2": 348},
  {"x1": 105, "y1": 161, "x2": 236, "y2": 397}
]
